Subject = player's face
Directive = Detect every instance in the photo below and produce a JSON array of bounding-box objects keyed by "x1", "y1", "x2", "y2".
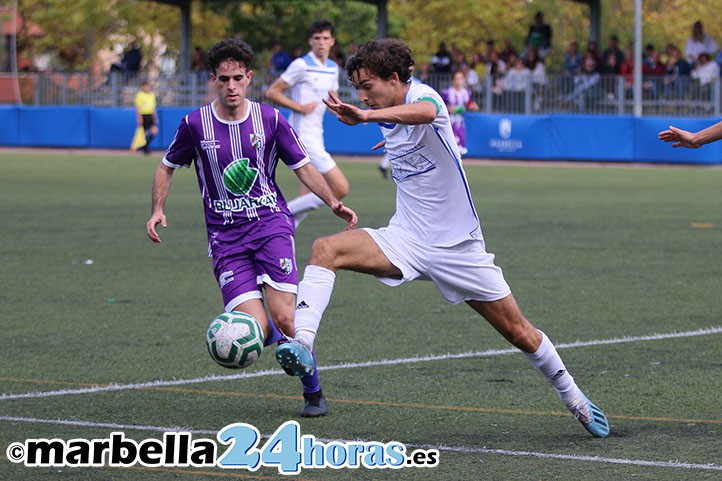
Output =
[
  {"x1": 211, "y1": 60, "x2": 253, "y2": 114},
  {"x1": 309, "y1": 29, "x2": 335, "y2": 59},
  {"x1": 351, "y1": 68, "x2": 402, "y2": 110}
]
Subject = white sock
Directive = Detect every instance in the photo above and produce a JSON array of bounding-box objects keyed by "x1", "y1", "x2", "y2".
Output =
[
  {"x1": 287, "y1": 193, "x2": 325, "y2": 227},
  {"x1": 524, "y1": 330, "x2": 582, "y2": 407},
  {"x1": 294, "y1": 265, "x2": 336, "y2": 350}
]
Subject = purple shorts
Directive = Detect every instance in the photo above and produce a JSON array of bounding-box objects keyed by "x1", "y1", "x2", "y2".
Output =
[{"x1": 212, "y1": 234, "x2": 298, "y2": 312}]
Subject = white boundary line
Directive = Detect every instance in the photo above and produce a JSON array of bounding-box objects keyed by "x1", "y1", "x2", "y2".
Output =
[
  {"x1": 0, "y1": 416, "x2": 720, "y2": 472},
  {"x1": 1, "y1": 326, "x2": 721, "y2": 401}
]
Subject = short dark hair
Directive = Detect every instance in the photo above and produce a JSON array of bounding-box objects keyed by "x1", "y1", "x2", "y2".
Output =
[
  {"x1": 345, "y1": 39, "x2": 415, "y2": 84},
  {"x1": 205, "y1": 38, "x2": 255, "y2": 74},
  {"x1": 309, "y1": 19, "x2": 334, "y2": 37}
]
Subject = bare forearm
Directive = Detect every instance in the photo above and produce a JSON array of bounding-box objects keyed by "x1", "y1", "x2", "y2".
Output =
[
  {"x1": 694, "y1": 120, "x2": 722, "y2": 146},
  {"x1": 151, "y1": 164, "x2": 174, "y2": 214},
  {"x1": 294, "y1": 164, "x2": 338, "y2": 207},
  {"x1": 364, "y1": 101, "x2": 437, "y2": 125}
]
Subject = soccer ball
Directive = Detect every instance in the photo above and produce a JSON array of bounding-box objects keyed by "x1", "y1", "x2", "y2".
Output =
[{"x1": 206, "y1": 312, "x2": 264, "y2": 369}]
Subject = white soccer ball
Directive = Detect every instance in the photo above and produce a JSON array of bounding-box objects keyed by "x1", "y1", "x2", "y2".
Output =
[{"x1": 206, "y1": 312, "x2": 264, "y2": 369}]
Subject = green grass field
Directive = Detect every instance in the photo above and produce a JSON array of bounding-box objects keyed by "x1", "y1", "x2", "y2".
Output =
[{"x1": 1, "y1": 151, "x2": 721, "y2": 480}]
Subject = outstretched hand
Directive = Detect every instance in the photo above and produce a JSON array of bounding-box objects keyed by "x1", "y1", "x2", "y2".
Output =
[
  {"x1": 331, "y1": 201, "x2": 358, "y2": 230},
  {"x1": 323, "y1": 91, "x2": 368, "y2": 126},
  {"x1": 658, "y1": 125, "x2": 698, "y2": 149}
]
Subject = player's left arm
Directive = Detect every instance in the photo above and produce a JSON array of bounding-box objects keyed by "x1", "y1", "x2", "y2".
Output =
[{"x1": 293, "y1": 163, "x2": 357, "y2": 229}]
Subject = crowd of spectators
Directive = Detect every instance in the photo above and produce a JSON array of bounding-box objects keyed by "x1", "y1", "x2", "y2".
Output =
[{"x1": 412, "y1": 15, "x2": 720, "y2": 112}]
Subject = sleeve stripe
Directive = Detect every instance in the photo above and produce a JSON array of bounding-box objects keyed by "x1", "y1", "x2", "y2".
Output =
[{"x1": 416, "y1": 96, "x2": 440, "y2": 114}]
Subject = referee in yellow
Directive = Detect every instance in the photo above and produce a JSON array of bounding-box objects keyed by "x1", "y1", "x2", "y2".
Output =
[{"x1": 133, "y1": 80, "x2": 158, "y2": 155}]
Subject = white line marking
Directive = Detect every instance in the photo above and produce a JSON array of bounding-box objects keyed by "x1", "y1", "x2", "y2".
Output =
[
  {"x1": 1, "y1": 326, "x2": 721, "y2": 401},
  {"x1": 1, "y1": 416, "x2": 720, "y2": 471}
]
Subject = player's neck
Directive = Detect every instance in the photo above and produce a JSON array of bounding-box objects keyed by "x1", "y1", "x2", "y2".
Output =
[{"x1": 213, "y1": 98, "x2": 248, "y2": 122}]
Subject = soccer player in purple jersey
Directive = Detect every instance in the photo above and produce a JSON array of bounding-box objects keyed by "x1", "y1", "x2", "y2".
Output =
[{"x1": 146, "y1": 38, "x2": 357, "y2": 417}]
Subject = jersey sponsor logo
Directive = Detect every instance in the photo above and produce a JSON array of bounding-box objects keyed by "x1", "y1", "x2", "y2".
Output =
[
  {"x1": 388, "y1": 147, "x2": 436, "y2": 181},
  {"x1": 279, "y1": 258, "x2": 293, "y2": 275},
  {"x1": 201, "y1": 139, "x2": 221, "y2": 151},
  {"x1": 223, "y1": 158, "x2": 259, "y2": 195},
  {"x1": 212, "y1": 192, "x2": 278, "y2": 213}
]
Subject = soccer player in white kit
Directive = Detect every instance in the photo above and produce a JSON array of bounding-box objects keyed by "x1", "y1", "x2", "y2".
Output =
[
  {"x1": 265, "y1": 19, "x2": 350, "y2": 227},
  {"x1": 276, "y1": 39, "x2": 610, "y2": 438}
]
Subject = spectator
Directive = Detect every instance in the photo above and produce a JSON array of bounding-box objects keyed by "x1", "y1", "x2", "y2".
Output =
[
  {"x1": 122, "y1": 41, "x2": 142, "y2": 73},
  {"x1": 500, "y1": 37, "x2": 518, "y2": 65},
  {"x1": 563, "y1": 40, "x2": 583, "y2": 76},
  {"x1": 109, "y1": 40, "x2": 142, "y2": 81},
  {"x1": 499, "y1": 53, "x2": 531, "y2": 112},
  {"x1": 684, "y1": 21, "x2": 719, "y2": 67},
  {"x1": 568, "y1": 53, "x2": 601, "y2": 110},
  {"x1": 642, "y1": 44, "x2": 665, "y2": 99},
  {"x1": 562, "y1": 40, "x2": 583, "y2": 95},
  {"x1": 602, "y1": 35, "x2": 625, "y2": 74},
  {"x1": 190, "y1": 46, "x2": 209, "y2": 81},
  {"x1": 442, "y1": 70, "x2": 479, "y2": 155},
  {"x1": 486, "y1": 49, "x2": 507, "y2": 77},
  {"x1": 619, "y1": 45, "x2": 635, "y2": 96},
  {"x1": 691, "y1": 52, "x2": 720, "y2": 99},
  {"x1": 663, "y1": 44, "x2": 691, "y2": 100},
  {"x1": 586, "y1": 40, "x2": 602, "y2": 71},
  {"x1": 269, "y1": 43, "x2": 293, "y2": 75},
  {"x1": 431, "y1": 42, "x2": 452, "y2": 73},
  {"x1": 525, "y1": 11, "x2": 552, "y2": 60},
  {"x1": 525, "y1": 46, "x2": 547, "y2": 110}
]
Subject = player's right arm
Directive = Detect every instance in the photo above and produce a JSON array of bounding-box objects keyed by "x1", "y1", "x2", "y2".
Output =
[
  {"x1": 264, "y1": 61, "x2": 318, "y2": 115},
  {"x1": 146, "y1": 162, "x2": 174, "y2": 244}
]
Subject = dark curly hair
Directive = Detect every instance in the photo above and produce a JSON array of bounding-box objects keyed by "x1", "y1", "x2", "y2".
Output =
[
  {"x1": 205, "y1": 38, "x2": 255, "y2": 74},
  {"x1": 345, "y1": 39, "x2": 415, "y2": 84}
]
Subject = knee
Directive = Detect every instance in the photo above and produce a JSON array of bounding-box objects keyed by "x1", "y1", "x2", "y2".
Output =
[
  {"x1": 334, "y1": 179, "x2": 349, "y2": 199},
  {"x1": 308, "y1": 235, "x2": 338, "y2": 268}
]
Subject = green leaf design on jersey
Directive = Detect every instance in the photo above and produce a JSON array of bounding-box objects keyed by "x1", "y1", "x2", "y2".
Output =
[{"x1": 223, "y1": 158, "x2": 258, "y2": 195}]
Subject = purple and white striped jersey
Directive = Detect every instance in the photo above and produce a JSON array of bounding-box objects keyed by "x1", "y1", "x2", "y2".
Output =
[{"x1": 162, "y1": 100, "x2": 310, "y2": 257}]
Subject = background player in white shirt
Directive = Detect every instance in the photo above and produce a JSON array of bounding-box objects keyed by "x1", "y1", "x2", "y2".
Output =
[
  {"x1": 265, "y1": 19, "x2": 350, "y2": 227},
  {"x1": 276, "y1": 38, "x2": 610, "y2": 438}
]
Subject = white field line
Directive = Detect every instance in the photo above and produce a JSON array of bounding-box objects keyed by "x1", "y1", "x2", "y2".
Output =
[
  {"x1": 1, "y1": 326, "x2": 721, "y2": 402},
  {"x1": 0, "y1": 416, "x2": 720, "y2": 472}
]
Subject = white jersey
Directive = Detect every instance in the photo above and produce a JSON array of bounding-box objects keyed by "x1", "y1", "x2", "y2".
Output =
[
  {"x1": 280, "y1": 52, "x2": 339, "y2": 142},
  {"x1": 380, "y1": 83, "x2": 482, "y2": 247}
]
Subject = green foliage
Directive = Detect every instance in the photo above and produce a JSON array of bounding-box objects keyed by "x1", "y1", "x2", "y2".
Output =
[{"x1": 12, "y1": 0, "x2": 722, "y2": 74}]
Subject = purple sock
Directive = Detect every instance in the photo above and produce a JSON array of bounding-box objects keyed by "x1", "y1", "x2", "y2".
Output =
[
  {"x1": 264, "y1": 318, "x2": 284, "y2": 346},
  {"x1": 266, "y1": 318, "x2": 321, "y2": 394},
  {"x1": 301, "y1": 350, "x2": 321, "y2": 394}
]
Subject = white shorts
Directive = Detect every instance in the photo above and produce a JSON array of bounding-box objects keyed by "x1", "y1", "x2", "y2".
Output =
[
  {"x1": 301, "y1": 135, "x2": 336, "y2": 174},
  {"x1": 363, "y1": 226, "x2": 511, "y2": 305}
]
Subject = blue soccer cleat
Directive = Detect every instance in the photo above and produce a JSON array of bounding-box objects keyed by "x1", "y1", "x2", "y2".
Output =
[
  {"x1": 569, "y1": 393, "x2": 610, "y2": 438},
  {"x1": 276, "y1": 340, "x2": 315, "y2": 377}
]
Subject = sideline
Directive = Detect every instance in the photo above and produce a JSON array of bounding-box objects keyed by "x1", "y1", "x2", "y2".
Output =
[{"x1": 1, "y1": 326, "x2": 720, "y2": 402}]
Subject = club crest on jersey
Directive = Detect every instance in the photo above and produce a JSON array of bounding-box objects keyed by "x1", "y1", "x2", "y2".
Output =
[
  {"x1": 279, "y1": 258, "x2": 293, "y2": 275},
  {"x1": 250, "y1": 133, "x2": 265, "y2": 151}
]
